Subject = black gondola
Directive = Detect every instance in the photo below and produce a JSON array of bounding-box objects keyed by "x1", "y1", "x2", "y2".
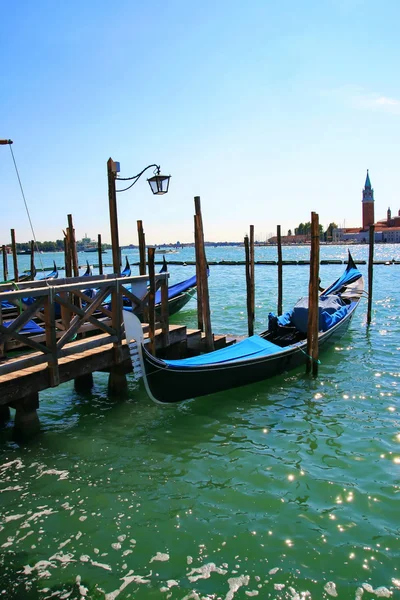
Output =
[
  {"x1": 123, "y1": 257, "x2": 204, "y2": 318},
  {"x1": 124, "y1": 252, "x2": 365, "y2": 404}
]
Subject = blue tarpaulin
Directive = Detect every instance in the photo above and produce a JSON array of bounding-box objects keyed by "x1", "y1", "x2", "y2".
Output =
[{"x1": 163, "y1": 335, "x2": 283, "y2": 369}]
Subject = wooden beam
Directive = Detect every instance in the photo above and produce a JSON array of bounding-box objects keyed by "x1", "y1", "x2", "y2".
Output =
[
  {"x1": 277, "y1": 225, "x2": 283, "y2": 315},
  {"x1": 160, "y1": 272, "x2": 169, "y2": 347},
  {"x1": 194, "y1": 197, "x2": 213, "y2": 351},
  {"x1": 97, "y1": 234, "x2": 103, "y2": 275},
  {"x1": 137, "y1": 220, "x2": 146, "y2": 275},
  {"x1": 250, "y1": 225, "x2": 255, "y2": 335},
  {"x1": 44, "y1": 287, "x2": 60, "y2": 386},
  {"x1": 67, "y1": 214, "x2": 79, "y2": 277},
  {"x1": 108, "y1": 158, "x2": 121, "y2": 276},
  {"x1": 10, "y1": 229, "x2": 18, "y2": 282},
  {"x1": 194, "y1": 214, "x2": 204, "y2": 331},
  {"x1": 306, "y1": 212, "x2": 320, "y2": 376},
  {"x1": 367, "y1": 224, "x2": 375, "y2": 325},
  {"x1": 30, "y1": 241, "x2": 35, "y2": 280},
  {"x1": 2, "y1": 245, "x2": 8, "y2": 282},
  {"x1": 147, "y1": 247, "x2": 156, "y2": 355},
  {"x1": 244, "y1": 235, "x2": 253, "y2": 336}
]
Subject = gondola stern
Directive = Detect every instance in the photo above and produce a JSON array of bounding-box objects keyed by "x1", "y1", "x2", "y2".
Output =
[{"x1": 123, "y1": 310, "x2": 162, "y2": 404}]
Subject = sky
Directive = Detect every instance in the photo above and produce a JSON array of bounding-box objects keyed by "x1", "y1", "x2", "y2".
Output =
[{"x1": 1, "y1": 0, "x2": 400, "y2": 245}]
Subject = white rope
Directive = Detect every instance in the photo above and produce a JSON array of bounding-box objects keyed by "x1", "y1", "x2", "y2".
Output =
[{"x1": 8, "y1": 144, "x2": 49, "y2": 282}]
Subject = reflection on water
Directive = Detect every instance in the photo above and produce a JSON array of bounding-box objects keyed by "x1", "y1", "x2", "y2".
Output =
[{"x1": 1, "y1": 246, "x2": 400, "y2": 599}]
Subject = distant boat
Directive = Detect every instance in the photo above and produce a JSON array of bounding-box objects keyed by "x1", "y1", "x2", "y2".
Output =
[{"x1": 84, "y1": 246, "x2": 106, "y2": 253}]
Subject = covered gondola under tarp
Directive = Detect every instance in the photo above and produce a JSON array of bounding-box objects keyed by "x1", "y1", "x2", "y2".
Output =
[{"x1": 124, "y1": 252, "x2": 365, "y2": 404}]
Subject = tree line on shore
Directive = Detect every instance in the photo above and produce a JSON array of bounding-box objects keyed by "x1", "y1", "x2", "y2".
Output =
[{"x1": 289, "y1": 222, "x2": 338, "y2": 240}]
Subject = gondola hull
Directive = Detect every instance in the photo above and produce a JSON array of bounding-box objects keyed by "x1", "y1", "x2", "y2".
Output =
[
  {"x1": 138, "y1": 301, "x2": 358, "y2": 403},
  {"x1": 124, "y1": 253, "x2": 364, "y2": 405}
]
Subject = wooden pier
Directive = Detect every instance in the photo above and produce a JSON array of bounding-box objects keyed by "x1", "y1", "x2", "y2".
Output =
[{"x1": 0, "y1": 271, "x2": 232, "y2": 439}]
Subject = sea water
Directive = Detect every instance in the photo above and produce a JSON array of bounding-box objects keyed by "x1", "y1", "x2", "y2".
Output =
[{"x1": 0, "y1": 244, "x2": 399, "y2": 599}]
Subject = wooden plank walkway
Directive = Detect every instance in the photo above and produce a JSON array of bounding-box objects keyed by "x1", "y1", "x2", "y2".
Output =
[{"x1": 0, "y1": 271, "x2": 236, "y2": 437}]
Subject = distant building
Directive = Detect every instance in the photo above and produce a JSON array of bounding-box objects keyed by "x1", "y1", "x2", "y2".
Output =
[
  {"x1": 333, "y1": 171, "x2": 400, "y2": 243},
  {"x1": 268, "y1": 171, "x2": 400, "y2": 244}
]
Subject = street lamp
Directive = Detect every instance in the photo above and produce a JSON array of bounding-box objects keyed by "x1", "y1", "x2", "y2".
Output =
[{"x1": 107, "y1": 158, "x2": 171, "y2": 275}]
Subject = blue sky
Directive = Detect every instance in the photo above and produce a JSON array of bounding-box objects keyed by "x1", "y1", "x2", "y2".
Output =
[{"x1": 2, "y1": 0, "x2": 400, "y2": 245}]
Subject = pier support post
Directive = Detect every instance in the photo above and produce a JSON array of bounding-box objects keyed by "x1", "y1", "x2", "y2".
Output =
[
  {"x1": 74, "y1": 373, "x2": 94, "y2": 393},
  {"x1": 0, "y1": 405, "x2": 10, "y2": 425},
  {"x1": 306, "y1": 212, "x2": 320, "y2": 377},
  {"x1": 13, "y1": 393, "x2": 40, "y2": 440},
  {"x1": 108, "y1": 366, "x2": 128, "y2": 398}
]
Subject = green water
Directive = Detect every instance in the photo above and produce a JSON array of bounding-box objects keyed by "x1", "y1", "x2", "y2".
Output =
[{"x1": 1, "y1": 246, "x2": 400, "y2": 599}]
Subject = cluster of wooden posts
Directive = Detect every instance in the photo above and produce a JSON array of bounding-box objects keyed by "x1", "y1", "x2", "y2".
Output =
[
  {"x1": 0, "y1": 196, "x2": 215, "y2": 439},
  {"x1": 0, "y1": 198, "x2": 376, "y2": 439},
  {"x1": 244, "y1": 215, "x2": 375, "y2": 376}
]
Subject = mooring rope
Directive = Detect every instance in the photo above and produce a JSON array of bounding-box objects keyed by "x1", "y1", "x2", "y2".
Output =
[{"x1": 8, "y1": 143, "x2": 49, "y2": 282}]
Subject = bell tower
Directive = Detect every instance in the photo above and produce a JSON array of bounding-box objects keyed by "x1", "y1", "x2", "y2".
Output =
[{"x1": 362, "y1": 170, "x2": 375, "y2": 230}]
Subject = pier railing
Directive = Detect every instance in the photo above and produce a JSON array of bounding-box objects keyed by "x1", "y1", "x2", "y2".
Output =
[{"x1": 0, "y1": 272, "x2": 169, "y2": 384}]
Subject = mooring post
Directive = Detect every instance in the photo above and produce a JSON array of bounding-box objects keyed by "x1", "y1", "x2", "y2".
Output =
[
  {"x1": 108, "y1": 158, "x2": 121, "y2": 276},
  {"x1": 148, "y1": 246, "x2": 156, "y2": 355},
  {"x1": 30, "y1": 240, "x2": 35, "y2": 280},
  {"x1": 67, "y1": 214, "x2": 79, "y2": 277},
  {"x1": 306, "y1": 212, "x2": 320, "y2": 376},
  {"x1": 2, "y1": 245, "x2": 8, "y2": 281},
  {"x1": 250, "y1": 224, "x2": 255, "y2": 328},
  {"x1": 108, "y1": 364, "x2": 129, "y2": 398},
  {"x1": 64, "y1": 232, "x2": 71, "y2": 278},
  {"x1": 13, "y1": 392, "x2": 40, "y2": 440},
  {"x1": 194, "y1": 214, "x2": 204, "y2": 332},
  {"x1": 160, "y1": 272, "x2": 170, "y2": 347},
  {"x1": 97, "y1": 234, "x2": 103, "y2": 275},
  {"x1": 244, "y1": 234, "x2": 254, "y2": 336},
  {"x1": 277, "y1": 224, "x2": 283, "y2": 315},
  {"x1": 74, "y1": 373, "x2": 94, "y2": 393},
  {"x1": 10, "y1": 229, "x2": 18, "y2": 282},
  {"x1": 367, "y1": 224, "x2": 375, "y2": 325},
  {"x1": 194, "y1": 197, "x2": 214, "y2": 351},
  {"x1": 137, "y1": 220, "x2": 147, "y2": 276}
]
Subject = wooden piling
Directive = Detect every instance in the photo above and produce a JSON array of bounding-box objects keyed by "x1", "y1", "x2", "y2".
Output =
[
  {"x1": 147, "y1": 247, "x2": 156, "y2": 355},
  {"x1": 160, "y1": 272, "x2": 170, "y2": 347},
  {"x1": 97, "y1": 234, "x2": 103, "y2": 275},
  {"x1": 250, "y1": 225, "x2": 255, "y2": 333},
  {"x1": 67, "y1": 214, "x2": 79, "y2": 277},
  {"x1": 108, "y1": 158, "x2": 121, "y2": 276},
  {"x1": 367, "y1": 224, "x2": 375, "y2": 325},
  {"x1": 30, "y1": 240, "x2": 35, "y2": 280},
  {"x1": 108, "y1": 364, "x2": 128, "y2": 398},
  {"x1": 13, "y1": 392, "x2": 40, "y2": 440},
  {"x1": 64, "y1": 232, "x2": 72, "y2": 278},
  {"x1": 74, "y1": 373, "x2": 94, "y2": 393},
  {"x1": 306, "y1": 212, "x2": 320, "y2": 376},
  {"x1": 277, "y1": 225, "x2": 283, "y2": 315},
  {"x1": 147, "y1": 246, "x2": 156, "y2": 355},
  {"x1": 194, "y1": 215, "x2": 204, "y2": 332},
  {"x1": 244, "y1": 234, "x2": 254, "y2": 336},
  {"x1": 194, "y1": 197, "x2": 214, "y2": 351},
  {"x1": 2, "y1": 245, "x2": 8, "y2": 282},
  {"x1": 10, "y1": 229, "x2": 18, "y2": 282},
  {"x1": 44, "y1": 287, "x2": 60, "y2": 387},
  {"x1": 137, "y1": 220, "x2": 146, "y2": 276}
]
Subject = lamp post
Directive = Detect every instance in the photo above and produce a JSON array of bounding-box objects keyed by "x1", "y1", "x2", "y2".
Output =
[{"x1": 107, "y1": 158, "x2": 171, "y2": 276}]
